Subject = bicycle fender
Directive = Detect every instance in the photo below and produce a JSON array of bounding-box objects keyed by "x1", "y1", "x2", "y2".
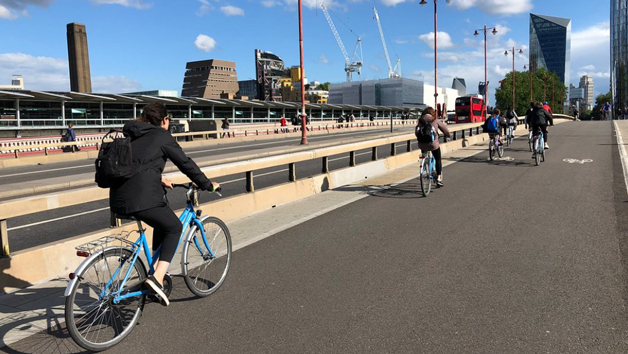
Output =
[
  {"x1": 64, "y1": 246, "x2": 135, "y2": 297},
  {"x1": 180, "y1": 216, "x2": 210, "y2": 276}
]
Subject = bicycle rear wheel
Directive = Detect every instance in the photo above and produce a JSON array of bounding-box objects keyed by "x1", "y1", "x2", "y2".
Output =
[
  {"x1": 183, "y1": 216, "x2": 232, "y2": 297},
  {"x1": 420, "y1": 158, "x2": 432, "y2": 196},
  {"x1": 489, "y1": 140, "x2": 495, "y2": 161},
  {"x1": 497, "y1": 142, "x2": 504, "y2": 158},
  {"x1": 65, "y1": 248, "x2": 147, "y2": 352},
  {"x1": 528, "y1": 137, "x2": 533, "y2": 152}
]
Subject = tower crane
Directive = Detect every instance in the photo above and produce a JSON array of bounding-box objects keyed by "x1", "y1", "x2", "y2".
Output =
[
  {"x1": 320, "y1": 2, "x2": 363, "y2": 82},
  {"x1": 373, "y1": 7, "x2": 401, "y2": 78}
]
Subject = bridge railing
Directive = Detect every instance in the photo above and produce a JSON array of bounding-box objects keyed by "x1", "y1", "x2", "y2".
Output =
[{"x1": 0, "y1": 121, "x2": 488, "y2": 257}]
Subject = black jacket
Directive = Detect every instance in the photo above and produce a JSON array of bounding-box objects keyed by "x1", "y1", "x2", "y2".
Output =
[
  {"x1": 109, "y1": 121, "x2": 212, "y2": 214},
  {"x1": 529, "y1": 104, "x2": 554, "y2": 127}
]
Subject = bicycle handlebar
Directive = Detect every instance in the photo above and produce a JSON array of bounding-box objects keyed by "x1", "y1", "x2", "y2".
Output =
[{"x1": 171, "y1": 183, "x2": 222, "y2": 197}]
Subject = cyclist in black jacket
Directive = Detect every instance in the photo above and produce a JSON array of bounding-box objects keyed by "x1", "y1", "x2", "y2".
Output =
[
  {"x1": 110, "y1": 102, "x2": 219, "y2": 306},
  {"x1": 529, "y1": 101, "x2": 553, "y2": 152}
]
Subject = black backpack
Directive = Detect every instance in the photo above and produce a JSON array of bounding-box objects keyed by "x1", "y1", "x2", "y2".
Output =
[
  {"x1": 416, "y1": 123, "x2": 435, "y2": 144},
  {"x1": 94, "y1": 130, "x2": 135, "y2": 188}
]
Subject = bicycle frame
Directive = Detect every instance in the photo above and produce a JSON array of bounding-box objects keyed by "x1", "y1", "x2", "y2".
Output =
[
  {"x1": 420, "y1": 151, "x2": 435, "y2": 178},
  {"x1": 65, "y1": 191, "x2": 213, "y2": 304}
]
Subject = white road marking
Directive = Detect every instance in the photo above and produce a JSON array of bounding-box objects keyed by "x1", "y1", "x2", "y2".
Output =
[
  {"x1": 0, "y1": 164, "x2": 93, "y2": 178},
  {"x1": 562, "y1": 158, "x2": 593, "y2": 164},
  {"x1": 8, "y1": 207, "x2": 110, "y2": 231}
]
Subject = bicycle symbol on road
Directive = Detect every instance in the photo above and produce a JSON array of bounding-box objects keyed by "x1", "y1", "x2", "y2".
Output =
[
  {"x1": 563, "y1": 158, "x2": 593, "y2": 164},
  {"x1": 487, "y1": 156, "x2": 515, "y2": 161}
]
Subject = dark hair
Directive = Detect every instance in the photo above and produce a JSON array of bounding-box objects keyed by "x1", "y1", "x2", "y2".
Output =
[
  {"x1": 139, "y1": 102, "x2": 168, "y2": 126},
  {"x1": 493, "y1": 108, "x2": 501, "y2": 116}
]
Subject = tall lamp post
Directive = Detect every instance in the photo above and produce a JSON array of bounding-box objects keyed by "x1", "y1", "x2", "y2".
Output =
[
  {"x1": 474, "y1": 25, "x2": 497, "y2": 113},
  {"x1": 523, "y1": 64, "x2": 532, "y2": 103},
  {"x1": 504, "y1": 47, "x2": 523, "y2": 111},
  {"x1": 298, "y1": 0, "x2": 308, "y2": 145},
  {"x1": 420, "y1": 0, "x2": 452, "y2": 110}
]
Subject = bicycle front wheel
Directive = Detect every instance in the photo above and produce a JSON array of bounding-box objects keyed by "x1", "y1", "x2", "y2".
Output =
[
  {"x1": 420, "y1": 159, "x2": 432, "y2": 196},
  {"x1": 65, "y1": 248, "x2": 147, "y2": 352},
  {"x1": 489, "y1": 140, "x2": 495, "y2": 161},
  {"x1": 497, "y1": 143, "x2": 504, "y2": 158},
  {"x1": 183, "y1": 216, "x2": 232, "y2": 297}
]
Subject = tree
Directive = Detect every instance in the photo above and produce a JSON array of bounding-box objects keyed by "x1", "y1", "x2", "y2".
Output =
[
  {"x1": 495, "y1": 68, "x2": 567, "y2": 115},
  {"x1": 591, "y1": 92, "x2": 612, "y2": 120},
  {"x1": 317, "y1": 82, "x2": 330, "y2": 91}
]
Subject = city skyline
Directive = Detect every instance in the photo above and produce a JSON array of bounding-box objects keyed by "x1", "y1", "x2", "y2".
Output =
[{"x1": 0, "y1": 0, "x2": 610, "y2": 105}]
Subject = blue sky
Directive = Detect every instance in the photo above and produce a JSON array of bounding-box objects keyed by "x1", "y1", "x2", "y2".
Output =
[{"x1": 0, "y1": 0, "x2": 611, "y2": 102}]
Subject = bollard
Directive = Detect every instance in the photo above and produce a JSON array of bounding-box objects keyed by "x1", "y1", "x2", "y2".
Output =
[
  {"x1": 469, "y1": 128, "x2": 473, "y2": 137},
  {"x1": 322, "y1": 156, "x2": 329, "y2": 173},
  {"x1": 407, "y1": 140, "x2": 412, "y2": 152},
  {"x1": 349, "y1": 151, "x2": 356, "y2": 167},
  {"x1": 390, "y1": 143, "x2": 396, "y2": 156},
  {"x1": 453, "y1": 131, "x2": 457, "y2": 141},
  {"x1": 256, "y1": 130, "x2": 259, "y2": 136},
  {"x1": 44, "y1": 147, "x2": 48, "y2": 155},
  {"x1": 289, "y1": 163, "x2": 296, "y2": 182},
  {"x1": 246, "y1": 171, "x2": 254, "y2": 192},
  {"x1": 371, "y1": 147, "x2": 378, "y2": 161},
  {"x1": 1, "y1": 219, "x2": 9, "y2": 257}
]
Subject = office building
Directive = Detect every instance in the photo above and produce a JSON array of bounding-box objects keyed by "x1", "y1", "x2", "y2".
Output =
[
  {"x1": 66, "y1": 23, "x2": 92, "y2": 93},
  {"x1": 238, "y1": 80, "x2": 258, "y2": 99},
  {"x1": 255, "y1": 49, "x2": 285, "y2": 101},
  {"x1": 329, "y1": 78, "x2": 425, "y2": 107},
  {"x1": 452, "y1": 77, "x2": 467, "y2": 97},
  {"x1": 569, "y1": 84, "x2": 585, "y2": 111},
  {"x1": 181, "y1": 59, "x2": 239, "y2": 99},
  {"x1": 579, "y1": 75, "x2": 594, "y2": 110},
  {"x1": 0, "y1": 76, "x2": 24, "y2": 91},
  {"x1": 529, "y1": 14, "x2": 571, "y2": 88},
  {"x1": 612, "y1": 0, "x2": 628, "y2": 110}
]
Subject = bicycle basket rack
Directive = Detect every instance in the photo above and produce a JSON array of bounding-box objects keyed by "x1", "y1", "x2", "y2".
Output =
[{"x1": 75, "y1": 231, "x2": 137, "y2": 257}]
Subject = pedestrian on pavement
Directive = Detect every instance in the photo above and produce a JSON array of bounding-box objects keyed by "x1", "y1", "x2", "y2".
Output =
[
  {"x1": 573, "y1": 108, "x2": 579, "y2": 121},
  {"x1": 369, "y1": 114, "x2": 375, "y2": 126},
  {"x1": 109, "y1": 102, "x2": 219, "y2": 306},
  {"x1": 280, "y1": 116, "x2": 287, "y2": 133},
  {"x1": 221, "y1": 117, "x2": 230, "y2": 138},
  {"x1": 63, "y1": 123, "x2": 80, "y2": 152},
  {"x1": 415, "y1": 107, "x2": 450, "y2": 188},
  {"x1": 603, "y1": 102, "x2": 612, "y2": 120}
]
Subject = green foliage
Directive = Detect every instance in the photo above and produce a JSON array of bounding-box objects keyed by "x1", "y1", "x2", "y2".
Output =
[
  {"x1": 317, "y1": 82, "x2": 330, "y2": 91},
  {"x1": 590, "y1": 92, "x2": 612, "y2": 119},
  {"x1": 495, "y1": 68, "x2": 567, "y2": 115}
]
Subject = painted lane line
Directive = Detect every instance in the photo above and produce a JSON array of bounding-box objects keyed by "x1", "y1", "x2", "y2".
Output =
[
  {"x1": 8, "y1": 207, "x2": 110, "y2": 231},
  {"x1": 0, "y1": 164, "x2": 93, "y2": 178},
  {"x1": 613, "y1": 121, "x2": 628, "y2": 193}
]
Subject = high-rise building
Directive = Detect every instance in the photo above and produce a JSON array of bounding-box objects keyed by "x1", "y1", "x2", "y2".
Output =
[
  {"x1": 579, "y1": 75, "x2": 594, "y2": 110},
  {"x1": 66, "y1": 23, "x2": 92, "y2": 93},
  {"x1": 255, "y1": 50, "x2": 285, "y2": 101},
  {"x1": 452, "y1": 77, "x2": 467, "y2": 97},
  {"x1": 181, "y1": 59, "x2": 238, "y2": 98},
  {"x1": 611, "y1": 0, "x2": 627, "y2": 110},
  {"x1": 529, "y1": 14, "x2": 571, "y2": 88}
]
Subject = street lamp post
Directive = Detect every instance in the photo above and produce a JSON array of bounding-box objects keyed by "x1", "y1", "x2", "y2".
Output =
[
  {"x1": 297, "y1": 0, "x2": 308, "y2": 145},
  {"x1": 474, "y1": 25, "x2": 497, "y2": 113},
  {"x1": 504, "y1": 47, "x2": 523, "y2": 111},
  {"x1": 420, "y1": 0, "x2": 451, "y2": 111},
  {"x1": 523, "y1": 64, "x2": 532, "y2": 103}
]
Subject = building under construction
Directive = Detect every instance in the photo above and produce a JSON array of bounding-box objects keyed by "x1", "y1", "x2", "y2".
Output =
[{"x1": 255, "y1": 49, "x2": 285, "y2": 101}]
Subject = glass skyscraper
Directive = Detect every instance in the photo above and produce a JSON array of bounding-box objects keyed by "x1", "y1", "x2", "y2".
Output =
[
  {"x1": 529, "y1": 14, "x2": 572, "y2": 89},
  {"x1": 612, "y1": 0, "x2": 628, "y2": 111}
]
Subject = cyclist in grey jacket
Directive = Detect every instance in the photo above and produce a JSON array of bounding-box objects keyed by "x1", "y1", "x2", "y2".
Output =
[{"x1": 416, "y1": 107, "x2": 450, "y2": 187}]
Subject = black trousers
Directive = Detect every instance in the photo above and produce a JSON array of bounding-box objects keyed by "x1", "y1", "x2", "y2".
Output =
[
  {"x1": 422, "y1": 147, "x2": 443, "y2": 176},
  {"x1": 131, "y1": 204, "x2": 182, "y2": 263},
  {"x1": 532, "y1": 125, "x2": 548, "y2": 143}
]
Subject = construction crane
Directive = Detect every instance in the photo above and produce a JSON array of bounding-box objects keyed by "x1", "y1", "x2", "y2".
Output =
[
  {"x1": 320, "y1": 2, "x2": 363, "y2": 82},
  {"x1": 373, "y1": 7, "x2": 401, "y2": 78}
]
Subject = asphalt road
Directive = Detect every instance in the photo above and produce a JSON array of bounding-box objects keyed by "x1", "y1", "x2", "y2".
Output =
[
  {"x1": 5, "y1": 121, "x2": 628, "y2": 353},
  {"x1": 5, "y1": 126, "x2": 420, "y2": 251}
]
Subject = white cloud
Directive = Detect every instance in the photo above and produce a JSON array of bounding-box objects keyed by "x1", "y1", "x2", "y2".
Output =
[
  {"x1": 88, "y1": 0, "x2": 152, "y2": 9},
  {"x1": 283, "y1": 0, "x2": 331, "y2": 9},
  {"x1": 370, "y1": 64, "x2": 381, "y2": 72},
  {"x1": 452, "y1": 0, "x2": 533, "y2": 16},
  {"x1": 194, "y1": 34, "x2": 217, "y2": 52},
  {"x1": 580, "y1": 65, "x2": 596, "y2": 71},
  {"x1": 0, "y1": 5, "x2": 17, "y2": 19},
  {"x1": 320, "y1": 53, "x2": 330, "y2": 64},
  {"x1": 572, "y1": 22, "x2": 610, "y2": 53},
  {"x1": 494, "y1": 24, "x2": 510, "y2": 36},
  {"x1": 395, "y1": 39, "x2": 409, "y2": 45},
  {"x1": 570, "y1": 22, "x2": 610, "y2": 93},
  {"x1": 92, "y1": 76, "x2": 142, "y2": 93},
  {"x1": 380, "y1": 0, "x2": 407, "y2": 6},
  {"x1": 196, "y1": 0, "x2": 212, "y2": 16},
  {"x1": 261, "y1": 0, "x2": 280, "y2": 7},
  {"x1": 419, "y1": 31, "x2": 453, "y2": 50},
  {"x1": 220, "y1": 5, "x2": 244, "y2": 16}
]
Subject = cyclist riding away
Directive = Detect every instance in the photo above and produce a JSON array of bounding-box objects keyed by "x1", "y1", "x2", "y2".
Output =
[
  {"x1": 543, "y1": 101, "x2": 553, "y2": 116},
  {"x1": 497, "y1": 108, "x2": 508, "y2": 142},
  {"x1": 109, "y1": 102, "x2": 219, "y2": 306},
  {"x1": 484, "y1": 108, "x2": 501, "y2": 141},
  {"x1": 529, "y1": 101, "x2": 553, "y2": 154},
  {"x1": 506, "y1": 106, "x2": 518, "y2": 140},
  {"x1": 416, "y1": 107, "x2": 450, "y2": 187}
]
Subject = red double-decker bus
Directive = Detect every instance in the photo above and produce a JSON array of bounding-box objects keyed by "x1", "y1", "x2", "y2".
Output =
[{"x1": 455, "y1": 95, "x2": 486, "y2": 123}]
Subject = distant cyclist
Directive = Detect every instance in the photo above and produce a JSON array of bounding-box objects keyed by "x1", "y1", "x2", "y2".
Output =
[
  {"x1": 416, "y1": 107, "x2": 450, "y2": 187},
  {"x1": 529, "y1": 102, "x2": 553, "y2": 153},
  {"x1": 505, "y1": 106, "x2": 518, "y2": 140},
  {"x1": 543, "y1": 101, "x2": 554, "y2": 116},
  {"x1": 603, "y1": 102, "x2": 612, "y2": 120}
]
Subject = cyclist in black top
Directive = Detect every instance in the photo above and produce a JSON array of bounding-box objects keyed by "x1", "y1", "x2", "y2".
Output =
[{"x1": 109, "y1": 102, "x2": 219, "y2": 306}]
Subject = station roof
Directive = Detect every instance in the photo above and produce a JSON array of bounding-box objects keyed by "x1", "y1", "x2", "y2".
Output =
[{"x1": 0, "y1": 90, "x2": 420, "y2": 111}]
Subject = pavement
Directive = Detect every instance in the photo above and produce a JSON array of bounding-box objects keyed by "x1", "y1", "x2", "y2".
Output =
[{"x1": 3, "y1": 120, "x2": 628, "y2": 353}]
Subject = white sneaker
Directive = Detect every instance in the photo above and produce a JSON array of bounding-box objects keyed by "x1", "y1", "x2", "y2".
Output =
[{"x1": 544, "y1": 143, "x2": 549, "y2": 149}]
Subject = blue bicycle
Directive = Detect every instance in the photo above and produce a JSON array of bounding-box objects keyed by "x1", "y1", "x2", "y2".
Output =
[
  {"x1": 532, "y1": 129, "x2": 546, "y2": 166},
  {"x1": 64, "y1": 183, "x2": 232, "y2": 352},
  {"x1": 419, "y1": 151, "x2": 437, "y2": 196}
]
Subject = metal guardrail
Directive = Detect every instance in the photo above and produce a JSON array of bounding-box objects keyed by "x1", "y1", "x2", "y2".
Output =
[
  {"x1": 0, "y1": 119, "x2": 417, "y2": 158},
  {"x1": 0, "y1": 121, "x2": 489, "y2": 256}
]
